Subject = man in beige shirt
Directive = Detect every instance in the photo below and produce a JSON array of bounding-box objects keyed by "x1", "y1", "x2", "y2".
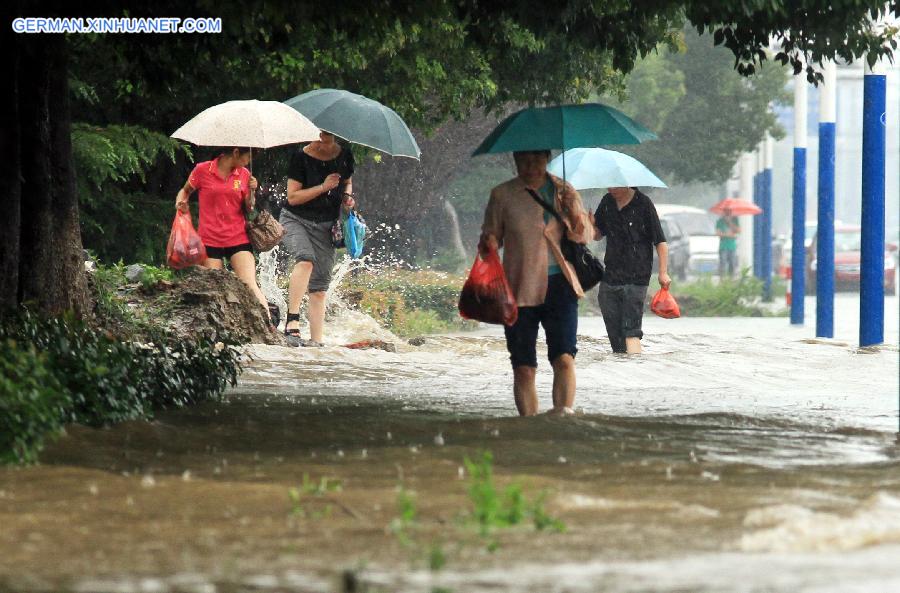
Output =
[{"x1": 479, "y1": 150, "x2": 594, "y2": 416}]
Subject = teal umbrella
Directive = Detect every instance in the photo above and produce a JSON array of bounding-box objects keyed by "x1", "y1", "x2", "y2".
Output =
[
  {"x1": 284, "y1": 89, "x2": 421, "y2": 159},
  {"x1": 472, "y1": 103, "x2": 657, "y2": 156},
  {"x1": 547, "y1": 148, "x2": 667, "y2": 189}
]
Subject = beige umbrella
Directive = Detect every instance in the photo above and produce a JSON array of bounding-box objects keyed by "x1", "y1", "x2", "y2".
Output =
[{"x1": 171, "y1": 99, "x2": 320, "y2": 148}]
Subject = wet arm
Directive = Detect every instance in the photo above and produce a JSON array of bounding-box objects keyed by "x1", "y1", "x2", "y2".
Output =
[
  {"x1": 175, "y1": 180, "x2": 195, "y2": 212},
  {"x1": 286, "y1": 178, "x2": 328, "y2": 206},
  {"x1": 656, "y1": 242, "x2": 670, "y2": 287},
  {"x1": 479, "y1": 191, "x2": 503, "y2": 257}
]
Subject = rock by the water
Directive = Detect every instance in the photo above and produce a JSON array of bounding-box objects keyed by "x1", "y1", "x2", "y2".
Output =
[{"x1": 125, "y1": 264, "x2": 145, "y2": 283}]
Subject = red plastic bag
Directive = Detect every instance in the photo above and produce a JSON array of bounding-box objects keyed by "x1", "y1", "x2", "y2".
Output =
[
  {"x1": 650, "y1": 286, "x2": 681, "y2": 319},
  {"x1": 166, "y1": 210, "x2": 207, "y2": 269},
  {"x1": 458, "y1": 248, "x2": 518, "y2": 326}
]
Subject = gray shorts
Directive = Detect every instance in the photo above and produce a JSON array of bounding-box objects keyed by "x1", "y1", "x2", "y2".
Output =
[
  {"x1": 279, "y1": 209, "x2": 335, "y2": 293},
  {"x1": 598, "y1": 282, "x2": 648, "y2": 353}
]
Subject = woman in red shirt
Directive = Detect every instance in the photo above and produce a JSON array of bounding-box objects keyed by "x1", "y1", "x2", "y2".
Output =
[{"x1": 174, "y1": 147, "x2": 271, "y2": 324}]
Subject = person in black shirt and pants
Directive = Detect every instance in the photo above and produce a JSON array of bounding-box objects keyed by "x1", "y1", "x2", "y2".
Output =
[
  {"x1": 595, "y1": 187, "x2": 670, "y2": 354},
  {"x1": 280, "y1": 132, "x2": 355, "y2": 346}
]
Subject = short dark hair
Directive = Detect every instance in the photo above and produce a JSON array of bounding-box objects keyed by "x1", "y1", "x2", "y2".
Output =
[
  {"x1": 215, "y1": 146, "x2": 252, "y2": 156},
  {"x1": 512, "y1": 149, "x2": 551, "y2": 160}
]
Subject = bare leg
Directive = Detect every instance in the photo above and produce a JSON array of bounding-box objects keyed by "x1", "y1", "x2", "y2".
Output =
[
  {"x1": 230, "y1": 251, "x2": 269, "y2": 315},
  {"x1": 308, "y1": 290, "x2": 326, "y2": 343},
  {"x1": 625, "y1": 337, "x2": 642, "y2": 354},
  {"x1": 287, "y1": 261, "x2": 313, "y2": 332},
  {"x1": 202, "y1": 258, "x2": 224, "y2": 270},
  {"x1": 550, "y1": 354, "x2": 576, "y2": 411},
  {"x1": 513, "y1": 366, "x2": 538, "y2": 416}
]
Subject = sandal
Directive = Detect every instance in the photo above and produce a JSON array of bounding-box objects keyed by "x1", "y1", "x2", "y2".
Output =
[{"x1": 284, "y1": 313, "x2": 303, "y2": 347}]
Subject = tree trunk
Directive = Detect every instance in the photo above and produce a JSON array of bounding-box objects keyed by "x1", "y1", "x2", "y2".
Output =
[
  {"x1": 0, "y1": 14, "x2": 21, "y2": 309},
  {"x1": 442, "y1": 200, "x2": 467, "y2": 263},
  {"x1": 12, "y1": 34, "x2": 88, "y2": 316},
  {"x1": 351, "y1": 110, "x2": 507, "y2": 260}
]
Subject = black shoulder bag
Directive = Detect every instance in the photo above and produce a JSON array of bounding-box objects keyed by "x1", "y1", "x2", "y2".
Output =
[{"x1": 525, "y1": 188, "x2": 604, "y2": 291}]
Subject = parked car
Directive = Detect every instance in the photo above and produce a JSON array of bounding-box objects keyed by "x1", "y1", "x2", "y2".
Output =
[
  {"x1": 781, "y1": 220, "x2": 844, "y2": 279},
  {"x1": 655, "y1": 204, "x2": 719, "y2": 275},
  {"x1": 806, "y1": 225, "x2": 897, "y2": 295},
  {"x1": 655, "y1": 216, "x2": 690, "y2": 280}
]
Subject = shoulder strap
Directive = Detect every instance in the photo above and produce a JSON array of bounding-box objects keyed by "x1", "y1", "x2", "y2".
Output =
[{"x1": 524, "y1": 188, "x2": 564, "y2": 224}]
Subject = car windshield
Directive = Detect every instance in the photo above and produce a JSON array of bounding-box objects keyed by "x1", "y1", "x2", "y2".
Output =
[
  {"x1": 835, "y1": 231, "x2": 862, "y2": 252},
  {"x1": 668, "y1": 212, "x2": 715, "y2": 236}
]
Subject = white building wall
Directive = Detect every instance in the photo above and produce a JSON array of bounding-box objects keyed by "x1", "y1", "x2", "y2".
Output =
[{"x1": 770, "y1": 60, "x2": 900, "y2": 237}]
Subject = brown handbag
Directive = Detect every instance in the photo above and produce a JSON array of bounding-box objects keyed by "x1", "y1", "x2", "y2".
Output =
[{"x1": 245, "y1": 208, "x2": 285, "y2": 253}]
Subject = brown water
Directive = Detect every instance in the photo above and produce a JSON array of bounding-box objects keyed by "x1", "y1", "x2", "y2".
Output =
[{"x1": 2, "y1": 295, "x2": 899, "y2": 593}]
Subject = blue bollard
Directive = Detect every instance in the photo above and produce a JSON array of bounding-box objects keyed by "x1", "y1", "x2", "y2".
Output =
[
  {"x1": 761, "y1": 167, "x2": 773, "y2": 301},
  {"x1": 860, "y1": 72, "x2": 886, "y2": 347},
  {"x1": 791, "y1": 147, "x2": 807, "y2": 324},
  {"x1": 753, "y1": 173, "x2": 762, "y2": 278},
  {"x1": 816, "y1": 121, "x2": 835, "y2": 338}
]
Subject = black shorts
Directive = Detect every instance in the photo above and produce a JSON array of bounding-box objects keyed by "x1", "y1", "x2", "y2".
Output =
[
  {"x1": 205, "y1": 243, "x2": 252, "y2": 260},
  {"x1": 597, "y1": 282, "x2": 648, "y2": 353},
  {"x1": 503, "y1": 274, "x2": 579, "y2": 368}
]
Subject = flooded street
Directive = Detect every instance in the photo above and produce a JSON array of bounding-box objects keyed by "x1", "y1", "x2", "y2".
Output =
[{"x1": 1, "y1": 294, "x2": 898, "y2": 593}]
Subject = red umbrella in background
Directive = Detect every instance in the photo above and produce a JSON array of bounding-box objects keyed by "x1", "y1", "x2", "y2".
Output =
[{"x1": 709, "y1": 197, "x2": 762, "y2": 216}]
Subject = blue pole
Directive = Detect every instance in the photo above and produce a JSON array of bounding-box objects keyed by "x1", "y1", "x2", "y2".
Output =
[
  {"x1": 761, "y1": 166, "x2": 773, "y2": 301},
  {"x1": 816, "y1": 120, "x2": 836, "y2": 338},
  {"x1": 791, "y1": 147, "x2": 807, "y2": 324},
  {"x1": 860, "y1": 71, "x2": 886, "y2": 347},
  {"x1": 816, "y1": 63, "x2": 836, "y2": 339},
  {"x1": 753, "y1": 172, "x2": 762, "y2": 278}
]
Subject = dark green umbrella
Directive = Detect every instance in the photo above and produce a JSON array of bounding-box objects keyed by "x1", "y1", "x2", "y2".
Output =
[
  {"x1": 472, "y1": 103, "x2": 657, "y2": 155},
  {"x1": 284, "y1": 89, "x2": 421, "y2": 159}
]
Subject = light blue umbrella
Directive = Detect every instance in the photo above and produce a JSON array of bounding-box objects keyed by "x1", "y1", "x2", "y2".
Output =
[{"x1": 548, "y1": 147, "x2": 667, "y2": 190}]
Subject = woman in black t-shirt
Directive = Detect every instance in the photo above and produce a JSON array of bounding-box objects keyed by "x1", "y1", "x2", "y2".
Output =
[{"x1": 279, "y1": 131, "x2": 356, "y2": 346}]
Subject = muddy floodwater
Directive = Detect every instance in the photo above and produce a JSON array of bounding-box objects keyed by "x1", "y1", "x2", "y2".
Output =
[{"x1": 2, "y1": 295, "x2": 899, "y2": 593}]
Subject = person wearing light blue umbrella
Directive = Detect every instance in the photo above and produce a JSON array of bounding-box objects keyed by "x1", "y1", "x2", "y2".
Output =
[
  {"x1": 548, "y1": 148, "x2": 670, "y2": 355},
  {"x1": 595, "y1": 187, "x2": 669, "y2": 355}
]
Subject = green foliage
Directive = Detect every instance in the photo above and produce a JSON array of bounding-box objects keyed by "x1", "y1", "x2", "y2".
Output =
[
  {"x1": 390, "y1": 485, "x2": 419, "y2": 546},
  {"x1": 0, "y1": 340, "x2": 67, "y2": 464},
  {"x1": 288, "y1": 475, "x2": 342, "y2": 519},
  {"x1": 667, "y1": 272, "x2": 788, "y2": 316},
  {"x1": 63, "y1": 2, "x2": 897, "y2": 266},
  {"x1": 341, "y1": 269, "x2": 475, "y2": 336},
  {"x1": 138, "y1": 265, "x2": 175, "y2": 287},
  {"x1": 427, "y1": 542, "x2": 447, "y2": 572},
  {"x1": 0, "y1": 309, "x2": 243, "y2": 464},
  {"x1": 463, "y1": 451, "x2": 566, "y2": 544},
  {"x1": 609, "y1": 28, "x2": 789, "y2": 184},
  {"x1": 72, "y1": 122, "x2": 191, "y2": 265}
]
